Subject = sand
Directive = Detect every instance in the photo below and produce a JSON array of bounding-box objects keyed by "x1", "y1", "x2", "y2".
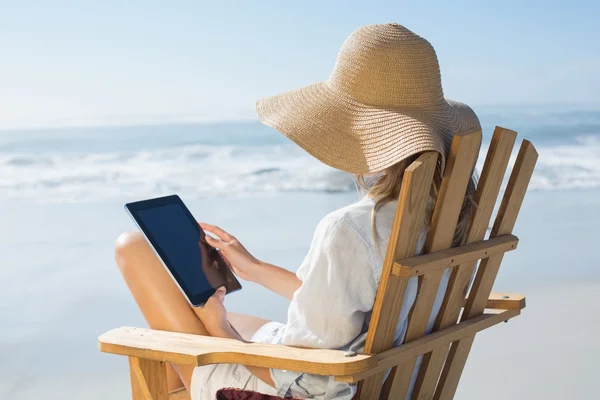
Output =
[{"x1": 0, "y1": 189, "x2": 598, "y2": 399}]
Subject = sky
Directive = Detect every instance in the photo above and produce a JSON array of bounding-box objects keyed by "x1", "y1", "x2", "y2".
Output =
[{"x1": 1, "y1": 0, "x2": 599, "y2": 129}]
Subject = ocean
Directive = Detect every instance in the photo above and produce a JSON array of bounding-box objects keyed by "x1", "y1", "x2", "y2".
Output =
[
  {"x1": 0, "y1": 107, "x2": 599, "y2": 399},
  {"x1": 1, "y1": 107, "x2": 600, "y2": 204}
]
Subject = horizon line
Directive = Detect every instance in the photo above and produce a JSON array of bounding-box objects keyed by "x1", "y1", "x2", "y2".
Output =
[{"x1": 1, "y1": 101, "x2": 599, "y2": 133}]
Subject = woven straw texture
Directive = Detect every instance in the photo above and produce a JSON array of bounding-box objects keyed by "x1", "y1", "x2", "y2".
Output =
[{"x1": 256, "y1": 23, "x2": 481, "y2": 173}]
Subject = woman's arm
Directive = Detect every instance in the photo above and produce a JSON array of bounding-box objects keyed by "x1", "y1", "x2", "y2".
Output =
[
  {"x1": 200, "y1": 223, "x2": 301, "y2": 301},
  {"x1": 253, "y1": 261, "x2": 301, "y2": 301}
]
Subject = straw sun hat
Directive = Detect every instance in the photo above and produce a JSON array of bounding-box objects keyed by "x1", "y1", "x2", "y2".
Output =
[{"x1": 256, "y1": 23, "x2": 481, "y2": 174}]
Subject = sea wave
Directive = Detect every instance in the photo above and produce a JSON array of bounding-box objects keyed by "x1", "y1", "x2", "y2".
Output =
[
  {"x1": 1, "y1": 138, "x2": 599, "y2": 203},
  {"x1": 0, "y1": 144, "x2": 354, "y2": 203}
]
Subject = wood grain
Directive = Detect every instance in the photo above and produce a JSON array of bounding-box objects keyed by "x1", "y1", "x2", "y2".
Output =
[
  {"x1": 100, "y1": 327, "x2": 375, "y2": 376},
  {"x1": 335, "y1": 309, "x2": 519, "y2": 384},
  {"x1": 169, "y1": 388, "x2": 190, "y2": 400},
  {"x1": 129, "y1": 357, "x2": 169, "y2": 400},
  {"x1": 357, "y1": 152, "x2": 438, "y2": 400},
  {"x1": 385, "y1": 130, "x2": 482, "y2": 398},
  {"x1": 433, "y1": 140, "x2": 538, "y2": 400},
  {"x1": 130, "y1": 358, "x2": 151, "y2": 400},
  {"x1": 483, "y1": 292, "x2": 526, "y2": 311},
  {"x1": 392, "y1": 234, "x2": 518, "y2": 277},
  {"x1": 412, "y1": 127, "x2": 517, "y2": 398}
]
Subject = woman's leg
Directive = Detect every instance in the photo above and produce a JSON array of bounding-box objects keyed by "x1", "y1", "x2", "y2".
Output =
[
  {"x1": 115, "y1": 231, "x2": 207, "y2": 391},
  {"x1": 228, "y1": 312, "x2": 271, "y2": 341},
  {"x1": 115, "y1": 232, "x2": 272, "y2": 391}
]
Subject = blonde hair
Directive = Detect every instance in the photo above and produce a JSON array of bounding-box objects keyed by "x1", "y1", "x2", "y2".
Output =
[{"x1": 357, "y1": 154, "x2": 477, "y2": 248}]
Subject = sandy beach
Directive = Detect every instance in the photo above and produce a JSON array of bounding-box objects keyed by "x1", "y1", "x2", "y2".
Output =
[{"x1": 0, "y1": 188, "x2": 598, "y2": 399}]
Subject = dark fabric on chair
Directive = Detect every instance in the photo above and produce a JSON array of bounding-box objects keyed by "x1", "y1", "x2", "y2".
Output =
[{"x1": 216, "y1": 388, "x2": 298, "y2": 400}]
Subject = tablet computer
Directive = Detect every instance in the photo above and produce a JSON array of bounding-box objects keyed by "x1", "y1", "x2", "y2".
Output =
[{"x1": 125, "y1": 195, "x2": 241, "y2": 306}]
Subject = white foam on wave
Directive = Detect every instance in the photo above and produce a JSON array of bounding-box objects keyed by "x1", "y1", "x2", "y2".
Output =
[
  {"x1": 0, "y1": 144, "x2": 354, "y2": 203},
  {"x1": 475, "y1": 135, "x2": 600, "y2": 192},
  {"x1": 528, "y1": 137, "x2": 600, "y2": 190},
  {"x1": 1, "y1": 137, "x2": 599, "y2": 203}
]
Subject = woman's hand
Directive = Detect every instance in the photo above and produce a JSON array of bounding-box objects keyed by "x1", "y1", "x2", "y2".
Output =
[
  {"x1": 200, "y1": 222, "x2": 302, "y2": 301},
  {"x1": 199, "y1": 223, "x2": 262, "y2": 282},
  {"x1": 193, "y1": 286, "x2": 240, "y2": 339},
  {"x1": 194, "y1": 287, "x2": 275, "y2": 388}
]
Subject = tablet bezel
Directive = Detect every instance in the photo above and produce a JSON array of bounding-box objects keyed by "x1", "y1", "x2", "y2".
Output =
[{"x1": 125, "y1": 195, "x2": 241, "y2": 306}]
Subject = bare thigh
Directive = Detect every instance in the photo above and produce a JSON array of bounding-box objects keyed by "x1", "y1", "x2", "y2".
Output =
[
  {"x1": 115, "y1": 231, "x2": 272, "y2": 391},
  {"x1": 228, "y1": 312, "x2": 271, "y2": 341}
]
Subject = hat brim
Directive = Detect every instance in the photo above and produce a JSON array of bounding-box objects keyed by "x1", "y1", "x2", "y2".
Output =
[{"x1": 257, "y1": 82, "x2": 480, "y2": 174}]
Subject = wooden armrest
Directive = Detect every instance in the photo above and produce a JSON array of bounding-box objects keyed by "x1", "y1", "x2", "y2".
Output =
[
  {"x1": 99, "y1": 327, "x2": 375, "y2": 376},
  {"x1": 484, "y1": 292, "x2": 526, "y2": 310}
]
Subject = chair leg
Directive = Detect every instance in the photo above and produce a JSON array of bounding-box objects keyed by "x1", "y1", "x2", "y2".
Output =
[{"x1": 129, "y1": 357, "x2": 169, "y2": 400}]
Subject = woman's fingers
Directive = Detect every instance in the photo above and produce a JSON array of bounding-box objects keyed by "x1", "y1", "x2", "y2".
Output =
[
  {"x1": 199, "y1": 223, "x2": 234, "y2": 241},
  {"x1": 205, "y1": 235, "x2": 229, "y2": 249},
  {"x1": 213, "y1": 286, "x2": 226, "y2": 304},
  {"x1": 217, "y1": 249, "x2": 233, "y2": 267},
  {"x1": 204, "y1": 235, "x2": 218, "y2": 244}
]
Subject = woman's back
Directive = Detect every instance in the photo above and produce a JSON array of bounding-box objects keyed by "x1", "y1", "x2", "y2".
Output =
[{"x1": 265, "y1": 196, "x2": 451, "y2": 399}]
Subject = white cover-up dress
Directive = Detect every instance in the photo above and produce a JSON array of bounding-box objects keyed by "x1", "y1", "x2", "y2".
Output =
[{"x1": 191, "y1": 197, "x2": 451, "y2": 399}]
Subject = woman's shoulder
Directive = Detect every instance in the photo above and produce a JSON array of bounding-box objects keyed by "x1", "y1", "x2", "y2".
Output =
[
  {"x1": 302, "y1": 198, "x2": 381, "y2": 280},
  {"x1": 321, "y1": 197, "x2": 395, "y2": 234},
  {"x1": 313, "y1": 197, "x2": 394, "y2": 251},
  {"x1": 319, "y1": 198, "x2": 373, "y2": 233}
]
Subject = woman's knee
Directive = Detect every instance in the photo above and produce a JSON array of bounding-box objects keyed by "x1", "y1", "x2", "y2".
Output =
[{"x1": 114, "y1": 231, "x2": 149, "y2": 274}]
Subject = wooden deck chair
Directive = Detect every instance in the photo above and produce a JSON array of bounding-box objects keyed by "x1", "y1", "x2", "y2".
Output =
[{"x1": 98, "y1": 126, "x2": 537, "y2": 400}]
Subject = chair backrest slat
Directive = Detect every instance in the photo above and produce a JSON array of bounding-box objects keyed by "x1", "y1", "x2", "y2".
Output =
[
  {"x1": 357, "y1": 152, "x2": 438, "y2": 400},
  {"x1": 411, "y1": 127, "x2": 517, "y2": 398},
  {"x1": 465, "y1": 140, "x2": 538, "y2": 319},
  {"x1": 433, "y1": 139, "x2": 538, "y2": 400},
  {"x1": 383, "y1": 130, "x2": 482, "y2": 399},
  {"x1": 355, "y1": 127, "x2": 536, "y2": 400}
]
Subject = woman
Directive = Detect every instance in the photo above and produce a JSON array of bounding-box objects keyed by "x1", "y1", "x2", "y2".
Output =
[{"x1": 115, "y1": 23, "x2": 480, "y2": 399}]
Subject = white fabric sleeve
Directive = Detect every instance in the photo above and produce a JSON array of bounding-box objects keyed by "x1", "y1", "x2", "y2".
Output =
[{"x1": 270, "y1": 215, "x2": 378, "y2": 398}]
